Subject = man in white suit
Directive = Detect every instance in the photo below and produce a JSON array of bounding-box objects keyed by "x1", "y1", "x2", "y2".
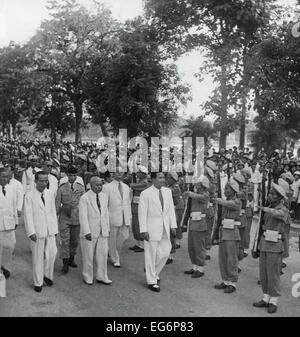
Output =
[
  {"x1": 79, "y1": 176, "x2": 111, "y2": 285},
  {"x1": 102, "y1": 170, "x2": 132, "y2": 268},
  {"x1": 42, "y1": 160, "x2": 58, "y2": 197},
  {"x1": 138, "y1": 172, "x2": 177, "y2": 292},
  {"x1": 0, "y1": 167, "x2": 18, "y2": 295},
  {"x1": 24, "y1": 171, "x2": 58, "y2": 292}
]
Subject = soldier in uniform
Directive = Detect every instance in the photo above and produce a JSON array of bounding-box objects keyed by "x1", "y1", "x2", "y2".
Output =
[
  {"x1": 253, "y1": 183, "x2": 289, "y2": 314},
  {"x1": 55, "y1": 166, "x2": 85, "y2": 274},
  {"x1": 165, "y1": 172, "x2": 184, "y2": 264},
  {"x1": 129, "y1": 165, "x2": 149, "y2": 253},
  {"x1": 213, "y1": 178, "x2": 242, "y2": 293},
  {"x1": 183, "y1": 176, "x2": 210, "y2": 278}
]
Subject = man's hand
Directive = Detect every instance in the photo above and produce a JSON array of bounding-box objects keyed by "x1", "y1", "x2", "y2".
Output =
[
  {"x1": 140, "y1": 232, "x2": 150, "y2": 242},
  {"x1": 170, "y1": 228, "x2": 176, "y2": 238},
  {"x1": 85, "y1": 233, "x2": 92, "y2": 241},
  {"x1": 29, "y1": 234, "x2": 37, "y2": 242}
]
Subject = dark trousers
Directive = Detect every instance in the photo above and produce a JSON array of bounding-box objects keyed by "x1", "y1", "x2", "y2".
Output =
[
  {"x1": 259, "y1": 251, "x2": 282, "y2": 297},
  {"x1": 132, "y1": 213, "x2": 141, "y2": 241},
  {"x1": 205, "y1": 217, "x2": 214, "y2": 250},
  {"x1": 243, "y1": 217, "x2": 253, "y2": 250},
  {"x1": 59, "y1": 225, "x2": 80, "y2": 259},
  {"x1": 188, "y1": 231, "x2": 206, "y2": 267},
  {"x1": 218, "y1": 240, "x2": 239, "y2": 283}
]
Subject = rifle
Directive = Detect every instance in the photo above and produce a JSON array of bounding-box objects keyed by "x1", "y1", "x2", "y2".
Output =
[
  {"x1": 180, "y1": 175, "x2": 193, "y2": 233},
  {"x1": 251, "y1": 169, "x2": 266, "y2": 258},
  {"x1": 211, "y1": 169, "x2": 223, "y2": 245}
]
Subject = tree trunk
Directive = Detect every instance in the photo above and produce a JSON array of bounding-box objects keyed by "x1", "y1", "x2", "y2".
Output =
[
  {"x1": 239, "y1": 96, "x2": 247, "y2": 149},
  {"x1": 74, "y1": 100, "x2": 83, "y2": 144},
  {"x1": 219, "y1": 63, "x2": 228, "y2": 150}
]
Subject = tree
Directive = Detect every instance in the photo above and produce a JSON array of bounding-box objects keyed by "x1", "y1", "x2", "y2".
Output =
[
  {"x1": 27, "y1": 0, "x2": 120, "y2": 143},
  {"x1": 0, "y1": 42, "x2": 32, "y2": 137},
  {"x1": 87, "y1": 18, "x2": 191, "y2": 138},
  {"x1": 246, "y1": 17, "x2": 300, "y2": 153},
  {"x1": 145, "y1": 0, "x2": 276, "y2": 148}
]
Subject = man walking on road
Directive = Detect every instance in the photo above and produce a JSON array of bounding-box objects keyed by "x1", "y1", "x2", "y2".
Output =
[
  {"x1": 138, "y1": 172, "x2": 177, "y2": 293},
  {"x1": 79, "y1": 176, "x2": 111, "y2": 285},
  {"x1": 24, "y1": 171, "x2": 58, "y2": 293}
]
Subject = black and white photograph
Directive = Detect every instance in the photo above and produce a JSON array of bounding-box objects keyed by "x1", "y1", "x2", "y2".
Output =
[{"x1": 0, "y1": 0, "x2": 300, "y2": 321}]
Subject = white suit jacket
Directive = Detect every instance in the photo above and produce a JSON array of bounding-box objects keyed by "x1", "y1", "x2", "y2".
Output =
[
  {"x1": 138, "y1": 185, "x2": 177, "y2": 241},
  {"x1": 9, "y1": 177, "x2": 24, "y2": 224},
  {"x1": 24, "y1": 188, "x2": 58, "y2": 238},
  {"x1": 22, "y1": 167, "x2": 41, "y2": 194},
  {"x1": 48, "y1": 174, "x2": 58, "y2": 197},
  {"x1": 102, "y1": 180, "x2": 132, "y2": 227},
  {"x1": 79, "y1": 190, "x2": 110, "y2": 238},
  {"x1": 0, "y1": 184, "x2": 17, "y2": 232}
]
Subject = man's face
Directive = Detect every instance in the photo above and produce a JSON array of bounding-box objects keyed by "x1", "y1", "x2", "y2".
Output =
[
  {"x1": 268, "y1": 189, "x2": 281, "y2": 203},
  {"x1": 68, "y1": 173, "x2": 76, "y2": 184},
  {"x1": 35, "y1": 174, "x2": 48, "y2": 193},
  {"x1": 153, "y1": 173, "x2": 165, "y2": 189},
  {"x1": 224, "y1": 184, "x2": 234, "y2": 199},
  {"x1": 90, "y1": 177, "x2": 104, "y2": 194},
  {"x1": 114, "y1": 171, "x2": 124, "y2": 181},
  {"x1": 0, "y1": 172, "x2": 10, "y2": 186}
]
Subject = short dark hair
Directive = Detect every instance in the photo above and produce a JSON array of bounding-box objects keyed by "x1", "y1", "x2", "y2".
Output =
[
  {"x1": 35, "y1": 171, "x2": 48, "y2": 181},
  {"x1": 151, "y1": 172, "x2": 165, "y2": 180}
]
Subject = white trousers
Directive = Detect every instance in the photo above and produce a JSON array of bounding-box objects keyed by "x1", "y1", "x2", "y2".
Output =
[
  {"x1": 81, "y1": 236, "x2": 109, "y2": 284},
  {"x1": 0, "y1": 230, "x2": 16, "y2": 272},
  {"x1": 144, "y1": 239, "x2": 172, "y2": 285},
  {"x1": 108, "y1": 225, "x2": 129, "y2": 265},
  {"x1": 253, "y1": 183, "x2": 259, "y2": 212},
  {"x1": 30, "y1": 236, "x2": 57, "y2": 287}
]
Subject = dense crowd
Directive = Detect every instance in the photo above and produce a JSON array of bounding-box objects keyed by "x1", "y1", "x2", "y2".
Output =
[{"x1": 0, "y1": 137, "x2": 299, "y2": 315}]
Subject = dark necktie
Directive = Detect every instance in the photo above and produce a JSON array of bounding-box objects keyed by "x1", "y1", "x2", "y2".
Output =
[
  {"x1": 96, "y1": 194, "x2": 101, "y2": 214},
  {"x1": 41, "y1": 193, "x2": 45, "y2": 206},
  {"x1": 118, "y1": 182, "x2": 123, "y2": 200},
  {"x1": 71, "y1": 183, "x2": 74, "y2": 191},
  {"x1": 2, "y1": 186, "x2": 6, "y2": 197},
  {"x1": 159, "y1": 189, "x2": 164, "y2": 211},
  {"x1": 47, "y1": 181, "x2": 50, "y2": 190}
]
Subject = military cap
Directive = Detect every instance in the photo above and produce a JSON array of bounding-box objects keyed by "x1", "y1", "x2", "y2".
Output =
[
  {"x1": 278, "y1": 178, "x2": 290, "y2": 195},
  {"x1": 195, "y1": 175, "x2": 210, "y2": 189},
  {"x1": 43, "y1": 160, "x2": 54, "y2": 167},
  {"x1": 228, "y1": 177, "x2": 239, "y2": 193},
  {"x1": 237, "y1": 162, "x2": 245, "y2": 168},
  {"x1": 137, "y1": 165, "x2": 148, "y2": 175},
  {"x1": 206, "y1": 160, "x2": 218, "y2": 171},
  {"x1": 271, "y1": 182, "x2": 286, "y2": 199},
  {"x1": 294, "y1": 171, "x2": 300, "y2": 176},
  {"x1": 205, "y1": 167, "x2": 214, "y2": 178},
  {"x1": 233, "y1": 172, "x2": 245, "y2": 184},
  {"x1": 169, "y1": 172, "x2": 178, "y2": 182},
  {"x1": 28, "y1": 155, "x2": 39, "y2": 161}
]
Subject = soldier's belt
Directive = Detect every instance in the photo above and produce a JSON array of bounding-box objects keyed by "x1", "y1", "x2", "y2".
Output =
[
  {"x1": 263, "y1": 230, "x2": 282, "y2": 242},
  {"x1": 222, "y1": 219, "x2": 235, "y2": 229},
  {"x1": 190, "y1": 212, "x2": 206, "y2": 221},
  {"x1": 132, "y1": 196, "x2": 140, "y2": 204}
]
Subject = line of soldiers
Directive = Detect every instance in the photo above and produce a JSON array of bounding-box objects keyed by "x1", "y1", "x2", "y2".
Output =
[{"x1": 0, "y1": 142, "x2": 296, "y2": 315}]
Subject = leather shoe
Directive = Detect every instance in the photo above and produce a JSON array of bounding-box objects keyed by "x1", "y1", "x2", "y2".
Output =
[
  {"x1": 166, "y1": 258, "x2": 173, "y2": 265},
  {"x1": 68, "y1": 256, "x2": 78, "y2": 268},
  {"x1": 267, "y1": 303, "x2": 277, "y2": 314},
  {"x1": 34, "y1": 286, "x2": 42, "y2": 293},
  {"x1": 214, "y1": 282, "x2": 227, "y2": 290},
  {"x1": 253, "y1": 300, "x2": 269, "y2": 308},
  {"x1": 129, "y1": 245, "x2": 139, "y2": 251},
  {"x1": 205, "y1": 255, "x2": 211, "y2": 261},
  {"x1": 224, "y1": 285, "x2": 236, "y2": 293},
  {"x1": 134, "y1": 247, "x2": 144, "y2": 253},
  {"x1": 243, "y1": 252, "x2": 248, "y2": 258},
  {"x1": 176, "y1": 244, "x2": 181, "y2": 249},
  {"x1": 113, "y1": 263, "x2": 121, "y2": 268},
  {"x1": 191, "y1": 270, "x2": 204, "y2": 278},
  {"x1": 83, "y1": 279, "x2": 93, "y2": 286},
  {"x1": 148, "y1": 284, "x2": 160, "y2": 293},
  {"x1": 44, "y1": 277, "x2": 53, "y2": 286},
  {"x1": 184, "y1": 269, "x2": 195, "y2": 275},
  {"x1": 281, "y1": 262, "x2": 287, "y2": 269},
  {"x1": 1, "y1": 266, "x2": 10, "y2": 279},
  {"x1": 96, "y1": 279, "x2": 112, "y2": 285}
]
